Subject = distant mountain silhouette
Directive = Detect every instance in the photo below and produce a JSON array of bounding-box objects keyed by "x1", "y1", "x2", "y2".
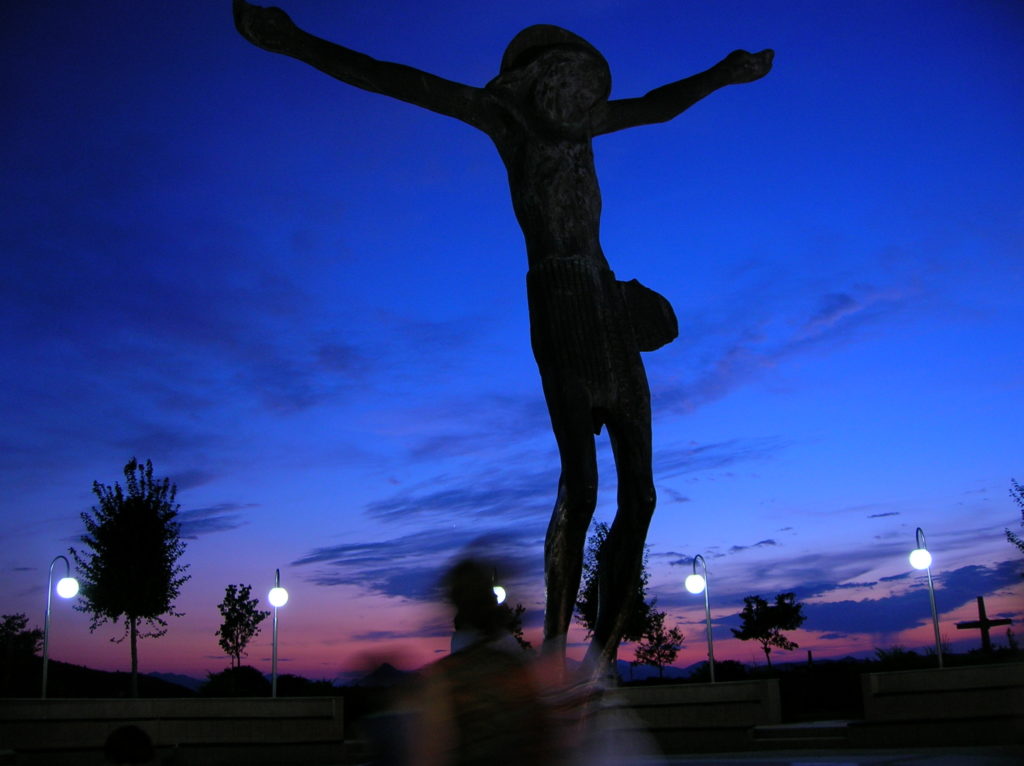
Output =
[
  {"x1": 342, "y1": 657, "x2": 690, "y2": 686},
  {"x1": 3, "y1": 655, "x2": 197, "y2": 698},
  {"x1": 147, "y1": 671, "x2": 205, "y2": 692},
  {"x1": 617, "y1": 659, "x2": 689, "y2": 682},
  {"x1": 351, "y1": 662, "x2": 413, "y2": 687}
]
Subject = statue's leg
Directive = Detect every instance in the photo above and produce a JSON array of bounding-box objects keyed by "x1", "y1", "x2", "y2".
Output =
[
  {"x1": 541, "y1": 393, "x2": 599, "y2": 658},
  {"x1": 585, "y1": 399, "x2": 656, "y2": 669}
]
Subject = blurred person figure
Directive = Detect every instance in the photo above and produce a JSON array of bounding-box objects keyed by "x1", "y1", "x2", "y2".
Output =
[
  {"x1": 406, "y1": 557, "x2": 662, "y2": 766},
  {"x1": 407, "y1": 558, "x2": 552, "y2": 766}
]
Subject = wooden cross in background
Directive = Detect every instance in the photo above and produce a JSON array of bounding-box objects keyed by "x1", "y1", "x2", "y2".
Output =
[{"x1": 955, "y1": 596, "x2": 1012, "y2": 653}]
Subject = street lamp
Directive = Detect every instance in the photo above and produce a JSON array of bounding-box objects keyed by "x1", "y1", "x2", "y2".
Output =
[
  {"x1": 43, "y1": 555, "x2": 79, "y2": 698},
  {"x1": 268, "y1": 569, "x2": 289, "y2": 697},
  {"x1": 909, "y1": 527, "x2": 943, "y2": 668},
  {"x1": 685, "y1": 554, "x2": 715, "y2": 683}
]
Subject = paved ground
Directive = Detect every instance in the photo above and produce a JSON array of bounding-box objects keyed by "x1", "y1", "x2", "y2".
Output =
[
  {"x1": 621, "y1": 746, "x2": 1024, "y2": 765},
  {"x1": 338, "y1": 745, "x2": 1024, "y2": 765}
]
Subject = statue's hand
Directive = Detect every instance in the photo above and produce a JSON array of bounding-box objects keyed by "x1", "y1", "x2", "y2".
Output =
[
  {"x1": 721, "y1": 49, "x2": 774, "y2": 84},
  {"x1": 233, "y1": 0, "x2": 297, "y2": 53}
]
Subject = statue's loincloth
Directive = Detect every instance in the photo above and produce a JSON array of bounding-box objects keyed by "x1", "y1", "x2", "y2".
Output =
[{"x1": 526, "y1": 256, "x2": 677, "y2": 428}]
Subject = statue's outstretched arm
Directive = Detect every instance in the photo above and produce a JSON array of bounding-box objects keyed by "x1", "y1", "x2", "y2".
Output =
[
  {"x1": 594, "y1": 49, "x2": 773, "y2": 135},
  {"x1": 234, "y1": 1, "x2": 492, "y2": 131}
]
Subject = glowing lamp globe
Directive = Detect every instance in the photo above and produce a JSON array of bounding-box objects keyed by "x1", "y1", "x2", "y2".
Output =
[
  {"x1": 909, "y1": 548, "x2": 932, "y2": 570},
  {"x1": 56, "y1": 577, "x2": 79, "y2": 599},
  {"x1": 685, "y1": 573, "x2": 706, "y2": 595},
  {"x1": 268, "y1": 587, "x2": 289, "y2": 608},
  {"x1": 492, "y1": 585, "x2": 507, "y2": 604}
]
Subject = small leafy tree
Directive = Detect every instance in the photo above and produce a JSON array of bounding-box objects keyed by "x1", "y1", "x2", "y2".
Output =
[
  {"x1": 499, "y1": 601, "x2": 533, "y2": 652},
  {"x1": 1007, "y1": 479, "x2": 1024, "y2": 576},
  {"x1": 216, "y1": 584, "x2": 270, "y2": 668},
  {"x1": 632, "y1": 609, "x2": 684, "y2": 678},
  {"x1": 201, "y1": 665, "x2": 271, "y2": 697},
  {"x1": 69, "y1": 458, "x2": 190, "y2": 696},
  {"x1": 575, "y1": 522, "x2": 654, "y2": 643},
  {"x1": 0, "y1": 613, "x2": 43, "y2": 657},
  {"x1": 689, "y1": 659, "x2": 747, "y2": 683},
  {"x1": 731, "y1": 592, "x2": 806, "y2": 668},
  {"x1": 1, "y1": 613, "x2": 44, "y2": 695}
]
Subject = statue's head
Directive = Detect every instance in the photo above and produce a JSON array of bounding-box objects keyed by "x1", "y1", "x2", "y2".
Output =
[
  {"x1": 491, "y1": 25, "x2": 611, "y2": 134},
  {"x1": 501, "y1": 26, "x2": 608, "y2": 81}
]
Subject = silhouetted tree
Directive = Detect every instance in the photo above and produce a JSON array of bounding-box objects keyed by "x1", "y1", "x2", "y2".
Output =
[
  {"x1": 1, "y1": 613, "x2": 44, "y2": 695},
  {"x1": 200, "y1": 665, "x2": 270, "y2": 697},
  {"x1": 69, "y1": 458, "x2": 190, "y2": 696},
  {"x1": 0, "y1": 613, "x2": 43, "y2": 657},
  {"x1": 275, "y1": 674, "x2": 336, "y2": 696},
  {"x1": 632, "y1": 609, "x2": 684, "y2": 678},
  {"x1": 575, "y1": 522, "x2": 653, "y2": 643},
  {"x1": 1007, "y1": 479, "x2": 1024, "y2": 576},
  {"x1": 872, "y1": 645, "x2": 928, "y2": 671},
  {"x1": 689, "y1": 659, "x2": 747, "y2": 683},
  {"x1": 499, "y1": 602, "x2": 533, "y2": 652},
  {"x1": 216, "y1": 584, "x2": 270, "y2": 668},
  {"x1": 731, "y1": 592, "x2": 806, "y2": 668}
]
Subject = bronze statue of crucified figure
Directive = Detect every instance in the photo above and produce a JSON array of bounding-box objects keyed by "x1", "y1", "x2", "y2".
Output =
[{"x1": 234, "y1": 0, "x2": 772, "y2": 668}]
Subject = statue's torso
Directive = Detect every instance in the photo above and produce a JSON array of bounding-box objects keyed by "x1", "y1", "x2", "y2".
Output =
[
  {"x1": 486, "y1": 96, "x2": 649, "y2": 412},
  {"x1": 489, "y1": 103, "x2": 607, "y2": 271}
]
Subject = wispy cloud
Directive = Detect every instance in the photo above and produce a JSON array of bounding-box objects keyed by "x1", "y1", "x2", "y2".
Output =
[
  {"x1": 794, "y1": 287, "x2": 908, "y2": 348},
  {"x1": 655, "y1": 437, "x2": 787, "y2": 479},
  {"x1": 292, "y1": 525, "x2": 545, "y2": 602},
  {"x1": 364, "y1": 464, "x2": 554, "y2": 524},
  {"x1": 656, "y1": 549, "x2": 1022, "y2": 645},
  {"x1": 177, "y1": 503, "x2": 254, "y2": 539},
  {"x1": 317, "y1": 430, "x2": 790, "y2": 605},
  {"x1": 803, "y1": 293, "x2": 862, "y2": 334},
  {"x1": 403, "y1": 394, "x2": 551, "y2": 462},
  {"x1": 656, "y1": 551, "x2": 693, "y2": 567},
  {"x1": 653, "y1": 285, "x2": 908, "y2": 415},
  {"x1": 831, "y1": 581, "x2": 878, "y2": 591},
  {"x1": 657, "y1": 539, "x2": 909, "y2": 610},
  {"x1": 728, "y1": 539, "x2": 778, "y2": 554},
  {"x1": 803, "y1": 560, "x2": 1021, "y2": 634},
  {"x1": 171, "y1": 469, "x2": 221, "y2": 491},
  {"x1": 661, "y1": 488, "x2": 692, "y2": 504},
  {"x1": 352, "y1": 624, "x2": 451, "y2": 642}
]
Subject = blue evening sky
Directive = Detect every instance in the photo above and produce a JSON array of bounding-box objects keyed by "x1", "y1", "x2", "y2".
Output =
[{"x1": 3, "y1": 0, "x2": 1021, "y2": 679}]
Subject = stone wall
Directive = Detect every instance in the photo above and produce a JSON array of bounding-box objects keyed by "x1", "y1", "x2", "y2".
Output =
[
  {"x1": 849, "y1": 662, "x2": 1024, "y2": 747},
  {"x1": 0, "y1": 697, "x2": 345, "y2": 766},
  {"x1": 610, "y1": 679, "x2": 781, "y2": 753}
]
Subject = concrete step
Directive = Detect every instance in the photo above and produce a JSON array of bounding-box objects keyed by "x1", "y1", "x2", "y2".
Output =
[
  {"x1": 752, "y1": 719, "x2": 855, "y2": 749},
  {"x1": 753, "y1": 735, "x2": 849, "y2": 750}
]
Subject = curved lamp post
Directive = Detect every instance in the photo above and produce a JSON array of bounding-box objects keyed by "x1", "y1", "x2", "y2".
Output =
[
  {"x1": 909, "y1": 528, "x2": 943, "y2": 668},
  {"x1": 268, "y1": 569, "x2": 289, "y2": 698},
  {"x1": 685, "y1": 554, "x2": 715, "y2": 683},
  {"x1": 42, "y1": 555, "x2": 79, "y2": 698},
  {"x1": 491, "y1": 567, "x2": 507, "y2": 605}
]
